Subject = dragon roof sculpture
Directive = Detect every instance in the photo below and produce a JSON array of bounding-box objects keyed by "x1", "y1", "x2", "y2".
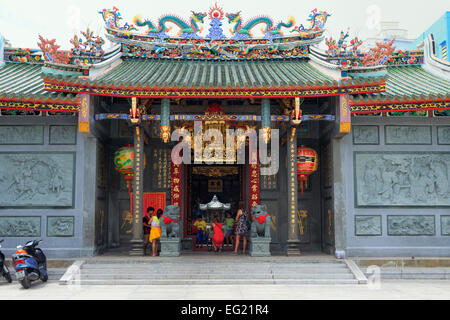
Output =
[
  {"x1": 32, "y1": 5, "x2": 422, "y2": 79},
  {"x1": 98, "y1": 6, "x2": 329, "y2": 61}
]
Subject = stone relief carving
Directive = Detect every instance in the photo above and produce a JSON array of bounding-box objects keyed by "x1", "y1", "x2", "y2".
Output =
[
  {"x1": 49, "y1": 126, "x2": 77, "y2": 145},
  {"x1": 0, "y1": 217, "x2": 41, "y2": 237},
  {"x1": 388, "y1": 215, "x2": 435, "y2": 236},
  {"x1": 355, "y1": 215, "x2": 381, "y2": 236},
  {"x1": 441, "y1": 216, "x2": 450, "y2": 236},
  {"x1": 47, "y1": 216, "x2": 74, "y2": 237},
  {"x1": 385, "y1": 126, "x2": 431, "y2": 144},
  {"x1": 352, "y1": 126, "x2": 379, "y2": 145},
  {"x1": 0, "y1": 153, "x2": 75, "y2": 207},
  {"x1": 437, "y1": 126, "x2": 450, "y2": 145},
  {"x1": 0, "y1": 126, "x2": 44, "y2": 145},
  {"x1": 355, "y1": 152, "x2": 450, "y2": 206}
]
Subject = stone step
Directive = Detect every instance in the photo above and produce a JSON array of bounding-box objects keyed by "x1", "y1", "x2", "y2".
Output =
[
  {"x1": 80, "y1": 263, "x2": 347, "y2": 270},
  {"x1": 79, "y1": 268, "x2": 352, "y2": 275},
  {"x1": 84, "y1": 259, "x2": 339, "y2": 265},
  {"x1": 365, "y1": 267, "x2": 450, "y2": 280},
  {"x1": 79, "y1": 273, "x2": 356, "y2": 280},
  {"x1": 73, "y1": 278, "x2": 360, "y2": 285},
  {"x1": 63, "y1": 260, "x2": 360, "y2": 285}
]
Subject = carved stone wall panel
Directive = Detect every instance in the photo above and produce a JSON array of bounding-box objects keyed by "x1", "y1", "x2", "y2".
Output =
[
  {"x1": 385, "y1": 126, "x2": 432, "y2": 145},
  {"x1": 352, "y1": 125, "x2": 379, "y2": 145},
  {"x1": 47, "y1": 216, "x2": 74, "y2": 237},
  {"x1": 355, "y1": 152, "x2": 450, "y2": 206},
  {"x1": 0, "y1": 216, "x2": 41, "y2": 237},
  {"x1": 355, "y1": 215, "x2": 382, "y2": 236},
  {"x1": 387, "y1": 215, "x2": 435, "y2": 236},
  {"x1": 49, "y1": 126, "x2": 77, "y2": 145},
  {"x1": 0, "y1": 152, "x2": 75, "y2": 207},
  {"x1": 0, "y1": 126, "x2": 44, "y2": 145},
  {"x1": 437, "y1": 126, "x2": 450, "y2": 145},
  {"x1": 441, "y1": 216, "x2": 450, "y2": 236}
]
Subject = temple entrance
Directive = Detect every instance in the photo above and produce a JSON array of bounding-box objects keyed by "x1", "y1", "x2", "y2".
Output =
[{"x1": 185, "y1": 164, "x2": 245, "y2": 251}]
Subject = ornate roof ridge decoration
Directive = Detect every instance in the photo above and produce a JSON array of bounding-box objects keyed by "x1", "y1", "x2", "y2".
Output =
[
  {"x1": 37, "y1": 36, "x2": 70, "y2": 65},
  {"x1": 69, "y1": 28, "x2": 106, "y2": 68},
  {"x1": 99, "y1": 6, "x2": 329, "y2": 61},
  {"x1": 3, "y1": 47, "x2": 43, "y2": 64},
  {"x1": 313, "y1": 33, "x2": 424, "y2": 73}
]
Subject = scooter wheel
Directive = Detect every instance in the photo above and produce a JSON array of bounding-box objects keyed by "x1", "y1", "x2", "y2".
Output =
[
  {"x1": 21, "y1": 275, "x2": 31, "y2": 289},
  {"x1": 41, "y1": 274, "x2": 48, "y2": 282},
  {"x1": 4, "y1": 273, "x2": 12, "y2": 283}
]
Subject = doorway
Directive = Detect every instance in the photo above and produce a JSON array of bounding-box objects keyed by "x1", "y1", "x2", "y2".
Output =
[{"x1": 184, "y1": 164, "x2": 245, "y2": 250}]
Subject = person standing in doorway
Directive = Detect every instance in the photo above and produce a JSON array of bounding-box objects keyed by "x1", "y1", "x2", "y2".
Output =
[
  {"x1": 194, "y1": 216, "x2": 207, "y2": 248},
  {"x1": 149, "y1": 209, "x2": 163, "y2": 257},
  {"x1": 234, "y1": 209, "x2": 249, "y2": 255},
  {"x1": 225, "y1": 212, "x2": 235, "y2": 248},
  {"x1": 212, "y1": 215, "x2": 224, "y2": 253},
  {"x1": 143, "y1": 207, "x2": 155, "y2": 256}
]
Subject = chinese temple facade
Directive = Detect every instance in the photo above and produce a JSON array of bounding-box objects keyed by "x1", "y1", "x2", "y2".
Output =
[{"x1": 0, "y1": 6, "x2": 449, "y2": 258}]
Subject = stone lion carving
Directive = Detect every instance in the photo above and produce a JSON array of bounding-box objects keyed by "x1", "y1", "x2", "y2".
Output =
[
  {"x1": 251, "y1": 205, "x2": 271, "y2": 238},
  {"x1": 161, "y1": 205, "x2": 180, "y2": 238}
]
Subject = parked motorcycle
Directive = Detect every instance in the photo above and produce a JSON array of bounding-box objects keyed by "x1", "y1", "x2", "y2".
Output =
[
  {"x1": 0, "y1": 240, "x2": 12, "y2": 283},
  {"x1": 12, "y1": 240, "x2": 48, "y2": 289}
]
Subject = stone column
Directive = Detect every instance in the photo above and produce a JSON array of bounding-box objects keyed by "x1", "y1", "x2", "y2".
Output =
[
  {"x1": 130, "y1": 125, "x2": 145, "y2": 256},
  {"x1": 286, "y1": 129, "x2": 300, "y2": 256}
]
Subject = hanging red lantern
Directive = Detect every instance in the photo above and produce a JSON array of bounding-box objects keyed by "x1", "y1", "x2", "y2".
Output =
[
  {"x1": 113, "y1": 145, "x2": 146, "y2": 215},
  {"x1": 297, "y1": 146, "x2": 318, "y2": 195}
]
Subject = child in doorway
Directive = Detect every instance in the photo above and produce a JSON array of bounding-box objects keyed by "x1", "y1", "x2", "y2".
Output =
[
  {"x1": 225, "y1": 212, "x2": 235, "y2": 247},
  {"x1": 194, "y1": 216, "x2": 206, "y2": 248}
]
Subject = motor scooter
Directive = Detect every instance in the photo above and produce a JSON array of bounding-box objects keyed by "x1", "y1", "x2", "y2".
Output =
[
  {"x1": 0, "y1": 240, "x2": 12, "y2": 283},
  {"x1": 12, "y1": 240, "x2": 48, "y2": 289}
]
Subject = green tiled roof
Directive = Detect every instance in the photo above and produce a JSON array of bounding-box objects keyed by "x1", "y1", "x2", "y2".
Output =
[
  {"x1": 351, "y1": 65, "x2": 450, "y2": 104},
  {"x1": 45, "y1": 59, "x2": 378, "y2": 89},
  {"x1": 0, "y1": 62, "x2": 79, "y2": 102}
]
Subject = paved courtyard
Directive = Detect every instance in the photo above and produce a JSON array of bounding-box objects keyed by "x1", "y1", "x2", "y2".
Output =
[{"x1": 0, "y1": 280, "x2": 449, "y2": 300}]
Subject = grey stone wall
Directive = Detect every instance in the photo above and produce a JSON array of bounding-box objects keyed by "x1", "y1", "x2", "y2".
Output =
[
  {"x1": 0, "y1": 116, "x2": 97, "y2": 258},
  {"x1": 344, "y1": 115, "x2": 450, "y2": 257}
]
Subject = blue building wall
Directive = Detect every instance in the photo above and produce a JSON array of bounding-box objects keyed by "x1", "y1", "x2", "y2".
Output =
[{"x1": 411, "y1": 12, "x2": 450, "y2": 61}]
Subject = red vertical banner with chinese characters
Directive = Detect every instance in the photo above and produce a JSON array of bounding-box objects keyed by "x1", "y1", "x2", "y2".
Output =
[
  {"x1": 171, "y1": 162, "x2": 182, "y2": 220},
  {"x1": 249, "y1": 162, "x2": 261, "y2": 216}
]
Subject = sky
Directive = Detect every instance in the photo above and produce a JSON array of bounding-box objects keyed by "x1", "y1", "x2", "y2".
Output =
[{"x1": 0, "y1": 0, "x2": 448, "y2": 49}]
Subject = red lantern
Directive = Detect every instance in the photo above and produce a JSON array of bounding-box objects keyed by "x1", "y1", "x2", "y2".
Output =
[{"x1": 297, "y1": 146, "x2": 318, "y2": 195}]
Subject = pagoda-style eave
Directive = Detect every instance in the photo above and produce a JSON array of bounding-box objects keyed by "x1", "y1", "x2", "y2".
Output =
[
  {"x1": 349, "y1": 99, "x2": 450, "y2": 114},
  {"x1": 43, "y1": 81, "x2": 385, "y2": 99}
]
